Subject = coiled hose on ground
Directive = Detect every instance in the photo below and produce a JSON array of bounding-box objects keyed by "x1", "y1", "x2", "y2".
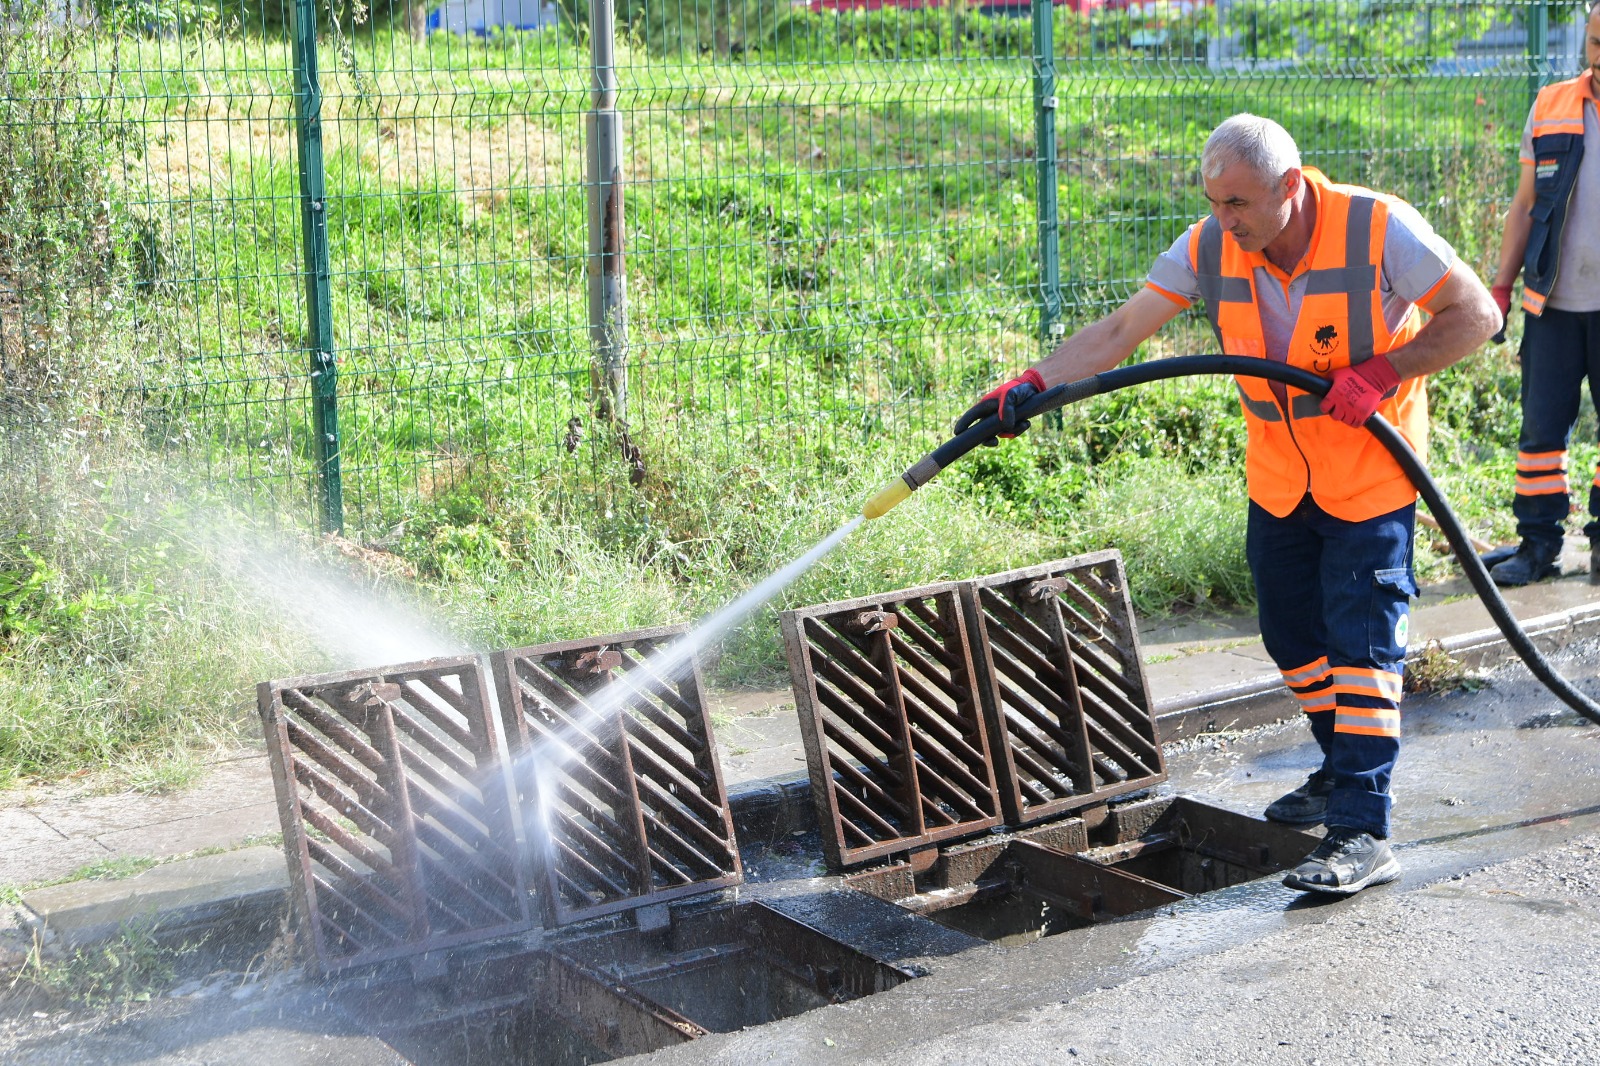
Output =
[{"x1": 862, "y1": 353, "x2": 1600, "y2": 726}]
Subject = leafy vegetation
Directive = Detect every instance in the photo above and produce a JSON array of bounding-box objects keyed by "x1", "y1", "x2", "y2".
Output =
[
  {"x1": 8, "y1": 919, "x2": 176, "y2": 1008},
  {"x1": 1, "y1": 3, "x2": 1592, "y2": 789}
]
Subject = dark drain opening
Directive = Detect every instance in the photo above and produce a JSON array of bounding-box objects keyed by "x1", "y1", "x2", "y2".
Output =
[
  {"x1": 572, "y1": 898, "x2": 914, "y2": 1035},
  {"x1": 1082, "y1": 796, "x2": 1321, "y2": 895},
  {"x1": 844, "y1": 796, "x2": 1320, "y2": 946},
  {"x1": 331, "y1": 897, "x2": 916, "y2": 1064},
  {"x1": 330, "y1": 950, "x2": 623, "y2": 1066}
]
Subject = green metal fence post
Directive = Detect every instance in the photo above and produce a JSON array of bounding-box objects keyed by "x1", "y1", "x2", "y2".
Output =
[
  {"x1": 1526, "y1": 0, "x2": 1549, "y2": 111},
  {"x1": 290, "y1": 0, "x2": 343, "y2": 532},
  {"x1": 1032, "y1": 0, "x2": 1062, "y2": 349}
]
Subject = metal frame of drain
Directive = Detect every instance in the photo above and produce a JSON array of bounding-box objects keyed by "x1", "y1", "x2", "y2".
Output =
[
  {"x1": 492, "y1": 625, "x2": 742, "y2": 927},
  {"x1": 841, "y1": 796, "x2": 1320, "y2": 930},
  {"x1": 259, "y1": 655, "x2": 534, "y2": 972},
  {"x1": 961, "y1": 551, "x2": 1164, "y2": 828},
  {"x1": 782, "y1": 552, "x2": 1167, "y2": 872}
]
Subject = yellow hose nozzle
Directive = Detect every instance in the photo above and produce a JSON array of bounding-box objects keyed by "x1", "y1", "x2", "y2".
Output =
[{"x1": 862, "y1": 477, "x2": 914, "y2": 520}]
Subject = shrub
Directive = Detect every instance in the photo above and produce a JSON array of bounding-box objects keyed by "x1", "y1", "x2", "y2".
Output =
[{"x1": 0, "y1": 2, "x2": 130, "y2": 399}]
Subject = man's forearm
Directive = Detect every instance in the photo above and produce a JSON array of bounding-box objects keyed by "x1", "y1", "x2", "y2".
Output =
[
  {"x1": 1033, "y1": 318, "x2": 1139, "y2": 387},
  {"x1": 1386, "y1": 302, "x2": 1498, "y2": 380},
  {"x1": 1376, "y1": 260, "x2": 1500, "y2": 381},
  {"x1": 1030, "y1": 288, "x2": 1184, "y2": 387}
]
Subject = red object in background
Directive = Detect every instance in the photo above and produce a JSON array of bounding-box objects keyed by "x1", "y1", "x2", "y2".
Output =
[{"x1": 809, "y1": 0, "x2": 1107, "y2": 12}]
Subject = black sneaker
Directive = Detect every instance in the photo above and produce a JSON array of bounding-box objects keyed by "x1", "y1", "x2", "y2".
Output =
[
  {"x1": 1488, "y1": 539, "x2": 1561, "y2": 587},
  {"x1": 1263, "y1": 770, "x2": 1334, "y2": 826},
  {"x1": 1282, "y1": 827, "x2": 1401, "y2": 895}
]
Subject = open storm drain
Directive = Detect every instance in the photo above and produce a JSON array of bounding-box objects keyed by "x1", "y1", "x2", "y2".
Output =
[
  {"x1": 258, "y1": 552, "x2": 1318, "y2": 1062},
  {"x1": 783, "y1": 553, "x2": 1320, "y2": 946},
  {"x1": 259, "y1": 626, "x2": 928, "y2": 1063}
]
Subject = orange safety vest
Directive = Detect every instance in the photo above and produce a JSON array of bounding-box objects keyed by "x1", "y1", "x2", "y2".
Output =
[
  {"x1": 1189, "y1": 168, "x2": 1430, "y2": 522},
  {"x1": 1521, "y1": 74, "x2": 1591, "y2": 316}
]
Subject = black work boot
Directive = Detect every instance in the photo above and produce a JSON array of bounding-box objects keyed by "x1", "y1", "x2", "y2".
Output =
[
  {"x1": 1488, "y1": 539, "x2": 1562, "y2": 587},
  {"x1": 1263, "y1": 769, "x2": 1334, "y2": 826},
  {"x1": 1282, "y1": 826, "x2": 1402, "y2": 895},
  {"x1": 1591, "y1": 542, "x2": 1599, "y2": 587}
]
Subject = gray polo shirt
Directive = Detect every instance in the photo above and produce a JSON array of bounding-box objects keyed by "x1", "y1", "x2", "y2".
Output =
[
  {"x1": 1146, "y1": 184, "x2": 1457, "y2": 363},
  {"x1": 1520, "y1": 83, "x2": 1600, "y2": 312}
]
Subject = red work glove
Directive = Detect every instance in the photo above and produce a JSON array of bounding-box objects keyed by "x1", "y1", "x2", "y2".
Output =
[
  {"x1": 953, "y1": 368, "x2": 1047, "y2": 440},
  {"x1": 1320, "y1": 354, "x2": 1402, "y2": 428},
  {"x1": 1490, "y1": 283, "x2": 1513, "y2": 344}
]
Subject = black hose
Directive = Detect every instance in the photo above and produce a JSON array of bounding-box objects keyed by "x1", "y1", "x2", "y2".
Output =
[{"x1": 972, "y1": 354, "x2": 1600, "y2": 726}]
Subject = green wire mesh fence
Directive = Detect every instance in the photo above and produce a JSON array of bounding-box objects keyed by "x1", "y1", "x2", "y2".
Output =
[{"x1": 2, "y1": 0, "x2": 1588, "y2": 534}]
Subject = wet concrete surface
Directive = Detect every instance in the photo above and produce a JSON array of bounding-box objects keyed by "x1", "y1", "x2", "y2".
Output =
[{"x1": 3, "y1": 637, "x2": 1599, "y2": 1065}]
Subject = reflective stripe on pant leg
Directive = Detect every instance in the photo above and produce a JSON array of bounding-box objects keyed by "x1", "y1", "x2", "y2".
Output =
[
  {"x1": 1331, "y1": 666, "x2": 1403, "y2": 736},
  {"x1": 1281, "y1": 656, "x2": 1335, "y2": 714}
]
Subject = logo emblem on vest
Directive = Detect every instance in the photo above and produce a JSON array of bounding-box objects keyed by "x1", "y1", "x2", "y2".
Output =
[{"x1": 1312, "y1": 324, "x2": 1340, "y2": 359}]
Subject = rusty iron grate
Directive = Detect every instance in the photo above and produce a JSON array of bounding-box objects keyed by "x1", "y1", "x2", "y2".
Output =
[
  {"x1": 258, "y1": 656, "x2": 533, "y2": 972},
  {"x1": 784, "y1": 553, "x2": 1164, "y2": 869},
  {"x1": 494, "y1": 625, "x2": 742, "y2": 927},
  {"x1": 781, "y1": 583, "x2": 1002, "y2": 870},
  {"x1": 962, "y1": 551, "x2": 1165, "y2": 827},
  {"x1": 261, "y1": 627, "x2": 744, "y2": 971}
]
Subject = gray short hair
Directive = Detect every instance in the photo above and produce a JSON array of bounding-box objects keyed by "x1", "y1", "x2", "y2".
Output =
[{"x1": 1201, "y1": 114, "x2": 1303, "y2": 187}]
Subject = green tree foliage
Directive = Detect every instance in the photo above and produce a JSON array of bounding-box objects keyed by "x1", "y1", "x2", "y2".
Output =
[{"x1": 1233, "y1": 0, "x2": 1500, "y2": 65}]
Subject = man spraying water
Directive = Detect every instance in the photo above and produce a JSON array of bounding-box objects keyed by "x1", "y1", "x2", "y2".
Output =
[{"x1": 946, "y1": 115, "x2": 1500, "y2": 895}]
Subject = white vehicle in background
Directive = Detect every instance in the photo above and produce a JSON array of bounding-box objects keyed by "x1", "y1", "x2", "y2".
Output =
[{"x1": 427, "y1": 0, "x2": 560, "y2": 36}]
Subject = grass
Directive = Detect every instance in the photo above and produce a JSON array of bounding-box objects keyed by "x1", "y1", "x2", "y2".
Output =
[
  {"x1": 1, "y1": 8, "x2": 1591, "y2": 790},
  {"x1": 1404, "y1": 640, "x2": 1488, "y2": 696},
  {"x1": 8, "y1": 920, "x2": 177, "y2": 1008}
]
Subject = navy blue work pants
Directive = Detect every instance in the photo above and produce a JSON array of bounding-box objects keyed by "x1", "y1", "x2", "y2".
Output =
[
  {"x1": 1247, "y1": 497, "x2": 1416, "y2": 839},
  {"x1": 1513, "y1": 307, "x2": 1600, "y2": 546}
]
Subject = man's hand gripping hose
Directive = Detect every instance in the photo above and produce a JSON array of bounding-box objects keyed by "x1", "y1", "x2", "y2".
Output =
[{"x1": 861, "y1": 354, "x2": 1600, "y2": 726}]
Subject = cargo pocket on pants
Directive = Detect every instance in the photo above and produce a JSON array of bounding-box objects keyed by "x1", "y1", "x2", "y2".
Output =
[{"x1": 1369, "y1": 567, "x2": 1418, "y2": 664}]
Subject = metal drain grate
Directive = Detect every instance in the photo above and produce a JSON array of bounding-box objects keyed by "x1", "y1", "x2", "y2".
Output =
[
  {"x1": 494, "y1": 626, "x2": 742, "y2": 927},
  {"x1": 262, "y1": 627, "x2": 744, "y2": 971},
  {"x1": 784, "y1": 553, "x2": 1164, "y2": 869},
  {"x1": 781, "y1": 584, "x2": 1002, "y2": 869},
  {"x1": 963, "y1": 552, "x2": 1164, "y2": 827},
  {"x1": 259, "y1": 656, "x2": 532, "y2": 972}
]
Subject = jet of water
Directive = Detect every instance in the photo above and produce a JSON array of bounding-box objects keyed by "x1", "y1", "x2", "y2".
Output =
[
  {"x1": 589, "y1": 515, "x2": 863, "y2": 722},
  {"x1": 515, "y1": 516, "x2": 865, "y2": 852}
]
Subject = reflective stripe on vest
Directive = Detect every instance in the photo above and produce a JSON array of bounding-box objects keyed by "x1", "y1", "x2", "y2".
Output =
[
  {"x1": 1522, "y1": 75, "x2": 1590, "y2": 316},
  {"x1": 1191, "y1": 168, "x2": 1428, "y2": 522}
]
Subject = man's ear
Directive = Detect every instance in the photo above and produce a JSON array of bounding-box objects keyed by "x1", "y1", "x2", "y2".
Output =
[{"x1": 1280, "y1": 167, "x2": 1303, "y2": 200}]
